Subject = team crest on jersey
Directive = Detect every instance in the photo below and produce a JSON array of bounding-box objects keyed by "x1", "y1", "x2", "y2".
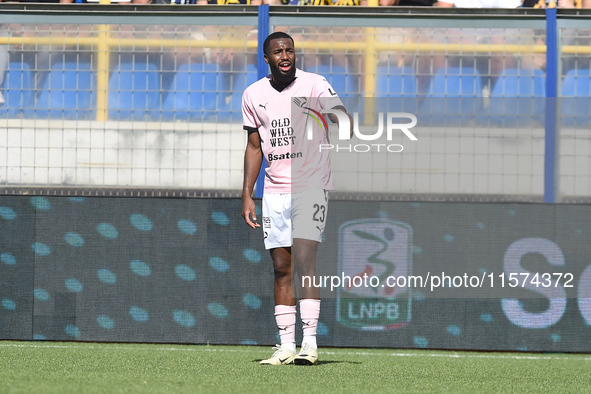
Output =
[{"x1": 293, "y1": 97, "x2": 308, "y2": 108}]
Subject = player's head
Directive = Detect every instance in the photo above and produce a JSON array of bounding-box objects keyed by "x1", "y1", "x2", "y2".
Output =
[
  {"x1": 264, "y1": 32, "x2": 296, "y2": 84},
  {"x1": 263, "y1": 32, "x2": 294, "y2": 58}
]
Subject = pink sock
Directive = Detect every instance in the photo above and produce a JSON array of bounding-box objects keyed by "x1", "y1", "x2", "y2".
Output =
[
  {"x1": 275, "y1": 305, "x2": 296, "y2": 348},
  {"x1": 299, "y1": 299, "x2": 321, "y2": 339}
]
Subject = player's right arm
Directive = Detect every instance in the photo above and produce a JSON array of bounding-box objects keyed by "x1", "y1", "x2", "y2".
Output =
[{"x1": 242, "y1": 129, "x2": 262, "y2": 229}]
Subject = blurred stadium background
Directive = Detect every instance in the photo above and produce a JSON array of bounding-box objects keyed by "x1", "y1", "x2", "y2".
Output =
[{"x1": 1, "y1": 4, "x2": 591, "y2": 354}]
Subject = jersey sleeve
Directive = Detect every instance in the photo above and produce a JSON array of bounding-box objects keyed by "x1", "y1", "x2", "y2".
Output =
[
  {"x1": 242, "y1": 88, "x2": 260, "y2": 131},
  {"x1": 313, "y1": 76, "x2": 345, "y2": 110}
]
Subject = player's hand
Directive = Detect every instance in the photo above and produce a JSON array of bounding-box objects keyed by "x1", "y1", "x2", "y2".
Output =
[{"x1": 242, "y1": 197, "x2": 260, "y2": 229}]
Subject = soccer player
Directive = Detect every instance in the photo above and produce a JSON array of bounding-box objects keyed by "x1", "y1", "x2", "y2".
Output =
[{"x1": 241, "y1": 32, "x2": 351, "y2": 365}]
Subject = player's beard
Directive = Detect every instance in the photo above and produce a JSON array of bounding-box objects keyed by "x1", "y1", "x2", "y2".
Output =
[{"x1": 269, "y1": 60, "x2": 296, "y2": 86}]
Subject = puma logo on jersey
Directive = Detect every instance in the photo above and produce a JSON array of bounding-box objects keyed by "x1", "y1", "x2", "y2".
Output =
[{"x1": 259, "y1": 103, "x2": 268, "y2": 110}]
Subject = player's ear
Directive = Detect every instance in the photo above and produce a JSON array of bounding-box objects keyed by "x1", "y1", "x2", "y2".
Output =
[{"x1": 264, "y1": 54, "x2": 269, "y2": 64}]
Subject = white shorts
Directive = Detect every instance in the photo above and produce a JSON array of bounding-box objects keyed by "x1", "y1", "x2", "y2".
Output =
[{"x1": 262, "y1": 189, "x2": 329, "y2": 250}]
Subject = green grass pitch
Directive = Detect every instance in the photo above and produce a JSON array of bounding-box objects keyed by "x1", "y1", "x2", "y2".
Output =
[{"x1": 1, "y1": 341, "x2": 590, "y2": 393}]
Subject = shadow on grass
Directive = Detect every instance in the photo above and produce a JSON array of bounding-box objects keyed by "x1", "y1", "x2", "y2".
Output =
[{"x1": 314, "y1": 360, "x2": 362, "y2": 366}]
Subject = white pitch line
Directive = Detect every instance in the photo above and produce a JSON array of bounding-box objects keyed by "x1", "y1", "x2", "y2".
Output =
[
  {"x1": 0, "y1": 343, "x2": 590, "y2": 361},
  {"x1": 321, "y1": 351, "x2": 591, "y2": 361}
]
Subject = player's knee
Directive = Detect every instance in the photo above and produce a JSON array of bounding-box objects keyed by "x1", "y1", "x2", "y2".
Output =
[
  {"x1": 273, "y1": 267, "x2": 291, "y2": 283},
  {"x1": 272, "y1": 258, "x2": 291, "y2": 280},
  {"x1": 293, "y1": 251, "x2": 317, "y2": 276},
  {"x1": 297, "y1": 265, "x2": 317, "y2": 279}
]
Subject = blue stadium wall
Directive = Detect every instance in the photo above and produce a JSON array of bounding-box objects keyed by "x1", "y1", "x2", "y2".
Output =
[{"x1": 1, "y1": 195, "x2": 591, "y2": 353}]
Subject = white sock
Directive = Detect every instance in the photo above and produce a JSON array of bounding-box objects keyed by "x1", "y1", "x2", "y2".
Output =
[
  {"x1": 299, "y1": 299, "x2": 320, "y2": 349},
  {"x1": 302, "y1": 335, "x2": 317, "y2": 349}
]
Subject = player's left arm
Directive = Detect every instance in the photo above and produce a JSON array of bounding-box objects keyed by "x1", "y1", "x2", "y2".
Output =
[
  {"x1": 316, "y1": 77, "x2": 354, "y2": 140},
  {"x1": 327, "y1": 105, "x2": 354, "y2": 140}
]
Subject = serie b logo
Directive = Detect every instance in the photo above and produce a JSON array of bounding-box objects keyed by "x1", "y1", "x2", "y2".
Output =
[{"x1": 337, "y1": 219, "x2": 413, "y2": 331}]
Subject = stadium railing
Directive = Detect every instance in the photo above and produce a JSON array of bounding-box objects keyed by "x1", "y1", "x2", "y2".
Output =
[{"x1": 0, "y1": 5, "x2": 589, "y2": 202}]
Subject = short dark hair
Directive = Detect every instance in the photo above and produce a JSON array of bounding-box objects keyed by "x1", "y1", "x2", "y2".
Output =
[{"x1": 263, "y1": 32, "x2": 294, "y2": 57}]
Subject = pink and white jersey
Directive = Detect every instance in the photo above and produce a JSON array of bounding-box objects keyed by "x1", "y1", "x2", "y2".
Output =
[{"x1": 242, "y1": 68, "x2": 343, "y2": 193}]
